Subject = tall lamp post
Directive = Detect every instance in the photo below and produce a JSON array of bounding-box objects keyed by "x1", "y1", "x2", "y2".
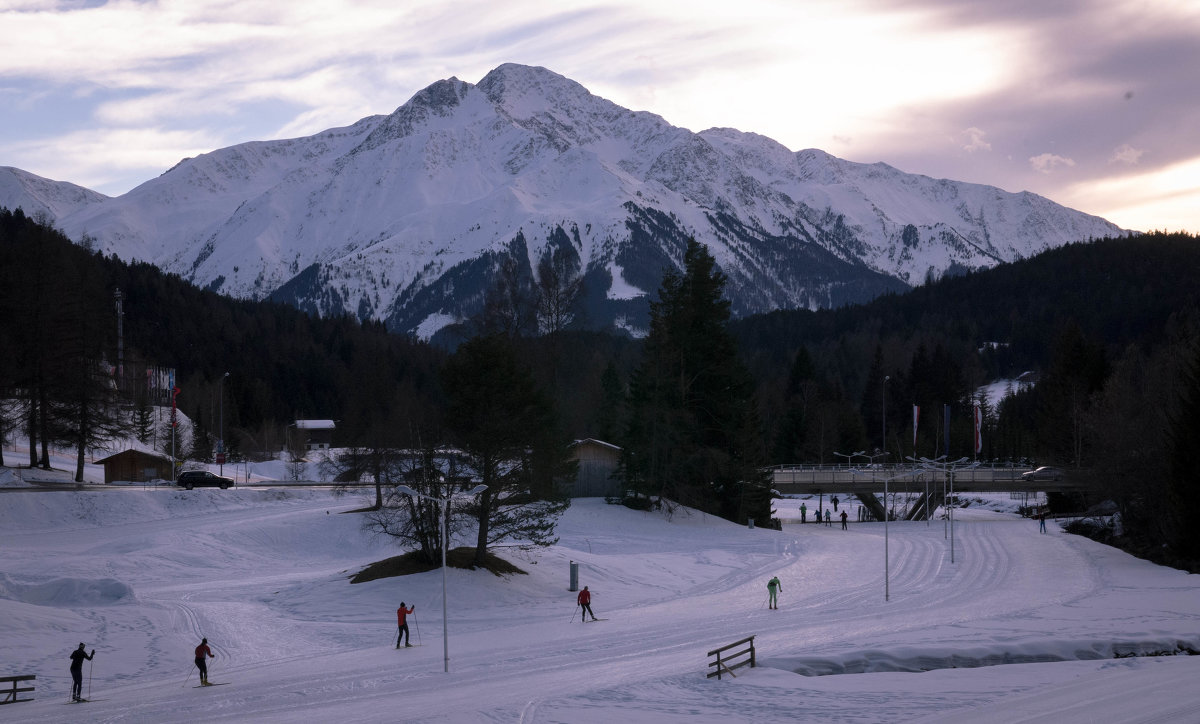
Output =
[
  {"x1": 395, "y1": 482, "x2": 488, "y2": 673},
  {"x1": 910, "y1": 456, "x2": 973, "y2": 563},
  {"x1": 881, "y1": 375, "x2": 890, "y2": 461},
  {"x1": 834, "y1": 450, "x2": 865, "y2": 468},
  {"x1": 218, "y1": 372, "x2": 230, "y2": 476},
  {"x1": 849, "y1": 466, "x2": 920, "y2": 601}
]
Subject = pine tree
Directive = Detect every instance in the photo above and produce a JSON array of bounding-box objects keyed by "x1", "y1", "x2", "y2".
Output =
[
  {"x1": 1165, "y1": 340, "x2": 1200, "y2": 562},
  {"x1": 621, "y1": 239, "x2": 768, "y2": 523},
  {"x1": 442, "y1": 334, "x2": 573, "y2": 567}
]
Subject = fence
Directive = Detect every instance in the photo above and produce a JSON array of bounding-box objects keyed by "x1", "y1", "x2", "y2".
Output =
[
  {"x1": 707, "y1": 636, "x2": 755, "y2": 680},
  {"x1": 0, "y1": 675, "x2": 35, "y2": 704}
]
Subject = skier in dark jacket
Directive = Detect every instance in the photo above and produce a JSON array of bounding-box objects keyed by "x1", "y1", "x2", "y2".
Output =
[
  {"x1": 577, "y1": 586, "x2": 598, "y2": 621},
  {"x1": 69, "y1": 643, "x2": 94, "y2": 701},
  {"x1": 194, "y1": 638, "x2": 214, "y2": 685}
]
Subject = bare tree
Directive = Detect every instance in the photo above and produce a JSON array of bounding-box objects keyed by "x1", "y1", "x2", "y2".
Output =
[{"x1": 534, "y1": 245, "x2": 584, "y2": 335}]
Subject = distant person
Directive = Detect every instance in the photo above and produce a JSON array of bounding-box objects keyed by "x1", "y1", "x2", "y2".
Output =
[
  {"x1": 396, "y1": 602, "x2": 415, "y2": 648},
  {"x1": 767, "y1": 576, "x2": 782, "y2": 609},
  {"x1": 577, "y1": 585, "x2": 598, "y2": 621},
  {"x1": 840, "y1": 510, "x2": 848, "y2": 530},
  {"x1": 69, "y1": 643, "x2": 94, "y2": 702},
  {"x1": 1039, "y1": 511, "x2": 1047, "y2": 534},
  {"x1": 800, "y1": 502, "x2": 807, "y2": 523},
  {"x1": 194, "y1": 638, "x2": 214, "y2": 686},
  {"x1": 832, "y1": 496, "x2": 839, "y2": 512},
  {"x1": 824, "y1": 509, "x2": 832, "y2": 526}
]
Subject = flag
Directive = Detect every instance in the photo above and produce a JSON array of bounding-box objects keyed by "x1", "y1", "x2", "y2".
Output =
[
  {"x1": 171, "y1": 371, "x2": 180, "y2": 428},
  {"x1": 912, "y1": 404, "x2": 920, "y2": 452},
  {"x1": 973, "y1": 404, "x2": 982, "y2": 454},
  {"x1": 943, "y1": 404, "x2": 951, "y2": 458}
]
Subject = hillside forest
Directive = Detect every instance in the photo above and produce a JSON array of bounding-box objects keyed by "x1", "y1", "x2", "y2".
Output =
[{"x1": 1, "y1": 207, "x2": 1198, "y2": 569}]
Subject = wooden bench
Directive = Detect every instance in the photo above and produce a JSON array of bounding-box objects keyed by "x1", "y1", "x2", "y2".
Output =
[
  {"x1": 707, "y1": 636, "x2": 755, "y2": 680},
  {"x1": 0, "y1": 675, "x2": 35, "y2": 704}
]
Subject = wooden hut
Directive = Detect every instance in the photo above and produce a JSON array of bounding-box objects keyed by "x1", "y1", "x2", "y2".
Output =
[
  {"x1": 96, "y1": 450, "x2": 174, "y2": 484},
  {"x1": 567, "y1": 439, "x2": 622, "y2": 497}
]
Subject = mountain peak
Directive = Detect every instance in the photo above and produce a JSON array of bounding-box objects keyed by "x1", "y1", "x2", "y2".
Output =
[
  {"x1": 1, "y1": 65, "x2": 1127, "y2": 341},
  {"x1": 0, "y1": 166, "x2": 108, "y2": 220}
]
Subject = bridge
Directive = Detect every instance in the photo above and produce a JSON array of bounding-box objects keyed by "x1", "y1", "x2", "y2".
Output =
[{"x1": 769, "y1": 464, "x2": 1089, "y2": 521}]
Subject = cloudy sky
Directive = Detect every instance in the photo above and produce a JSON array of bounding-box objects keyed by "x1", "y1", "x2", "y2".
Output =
[{"x1": 2, "y1": 0, "x2": 1198, "y2": 233}]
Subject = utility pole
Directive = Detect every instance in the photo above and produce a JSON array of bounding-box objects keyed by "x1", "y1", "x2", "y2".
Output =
[{"x1": 114, "y1": 289, "x2": 124, "y2": 394}]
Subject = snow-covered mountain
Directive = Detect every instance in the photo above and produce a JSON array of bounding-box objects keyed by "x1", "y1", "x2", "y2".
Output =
[
  {"x1": 0, "y1": 166, "x2": 109, "y2": 221},
  {"x1": 2, "y1": 64, "x2": 1124, "y2": 338}
]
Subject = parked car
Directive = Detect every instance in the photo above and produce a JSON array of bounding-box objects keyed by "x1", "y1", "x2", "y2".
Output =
[
  {"x1": 1021, "y1": 466, "x2": 1064, "y2": 482},
  {"x1": 176, "y1": 470, "x2": 234, "y2": 490}
]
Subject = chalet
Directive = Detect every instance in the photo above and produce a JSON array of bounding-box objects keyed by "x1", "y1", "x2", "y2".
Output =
[
  {"x1": 96, "y1": 449, "x2": 174, "y2": 484},
  {"x1": 291, "y1": 419, "x2": 336, "y2": 452},
  {"x1": 567, "y1": 438, "x2": 621, "y2": 497}
]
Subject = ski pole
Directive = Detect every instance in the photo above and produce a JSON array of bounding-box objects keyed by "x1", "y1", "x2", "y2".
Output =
[
  {"x1": 88, "y1": 658, "x2": 93, "y2": 699},
  {"x1": 413, "y1": 613, "x2": 422, "y2": 645},
  {"x1": 181, "y1": 666, "x2": 193, "y2": 688}
]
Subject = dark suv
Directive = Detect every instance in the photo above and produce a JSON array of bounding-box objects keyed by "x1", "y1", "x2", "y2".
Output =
[{"x1": 177, "y1": 470, "x2": 234, "y2": 490}]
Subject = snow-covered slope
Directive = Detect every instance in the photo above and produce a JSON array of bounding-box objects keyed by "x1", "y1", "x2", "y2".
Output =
[
  {"x1": 0, "y1": 166, "x2": 108, "y2": 221},
  {"x1": 4, "y1": 64, "x2": 1125, "y2": 337},
  {"x1": 3, "y1": 482, "x2": 1199, "y2": 724}
]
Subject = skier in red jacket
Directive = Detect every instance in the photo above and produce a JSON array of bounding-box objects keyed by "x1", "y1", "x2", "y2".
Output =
[
  {"x1": 194, "y1": 638, "x2": 214, "y2": 685},
  {"x1": 396, "y1": 602, "x2": 415, "y2": 648},
  {"x1": 577, "y1": 586, "x2": 598, "y2": 622}
]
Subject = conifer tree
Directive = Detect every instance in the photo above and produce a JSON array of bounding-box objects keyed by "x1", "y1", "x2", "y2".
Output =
[
  {"x1": 442, "y1": 334, "x2": 573, "y2": 566},
  {"x1": 1166, "y1": 341, "x2": 1200, "y2": 561},
  {"x1": 621, "y1": 239, "x2": 768, "y2": 523}
]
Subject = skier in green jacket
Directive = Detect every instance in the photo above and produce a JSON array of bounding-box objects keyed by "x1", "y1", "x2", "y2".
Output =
[{"x1": 767, "y1": 576, "x2": 782, "y2": 609}]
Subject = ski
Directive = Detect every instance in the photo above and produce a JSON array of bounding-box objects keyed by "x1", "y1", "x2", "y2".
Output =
[
  {"x1": 194, "y1": 682, "x2": 230, "y2": 688},
  {"x1": 66, "y1": 698, "x2": 106, "y2": 703},
  {"x1": 585, "y1": 618, "x2": 608, "y2": 622}
]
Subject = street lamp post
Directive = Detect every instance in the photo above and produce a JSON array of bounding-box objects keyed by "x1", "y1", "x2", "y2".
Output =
[
  {"x1": 909, "y1": 456, "x2": 974, "y2": 563},
  {"x1": 881, "y1": 375, "x2": 890, "y2": 461},
  {"x1": 395, "y1": 482, "x2": 488, "y2": 673},
  {"x1": 849, "y1": 466, "x2": 921, "y2": 602},
  {"x1": 834, "y1": 450, "x2": 865, "y2": 468},
  {"x1": 218, "y1": 372, "x2": 229, "y2": 476}
]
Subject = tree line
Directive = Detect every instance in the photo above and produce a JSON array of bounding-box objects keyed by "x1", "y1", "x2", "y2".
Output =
[{"x1": 2, "y1": 206, "x2": 1197, "y2": 568}]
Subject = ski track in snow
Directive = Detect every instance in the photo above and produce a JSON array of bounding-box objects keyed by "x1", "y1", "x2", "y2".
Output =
[{"x1": 3, "y1": 489, "x2": 1199, "y2": 723}]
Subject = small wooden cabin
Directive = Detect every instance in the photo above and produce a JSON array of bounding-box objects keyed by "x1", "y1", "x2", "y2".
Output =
[
  {"x1": 96, "y1": 450, "x2": 174, "y2": 484},
  {"x1": 568, "y1": 438, "x2": 622, "y2": 497}
]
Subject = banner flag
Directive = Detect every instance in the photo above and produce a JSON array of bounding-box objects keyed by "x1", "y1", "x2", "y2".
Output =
[
  {"x1": 944, "y1": 404, "x2": 951, "y2": 458},
  {"x1": 912, "y1": 404, "x2": 920, "y2": 452},
  {"x1": 171, "y1": 370, "x2": 179, "y2": 428},
  {"x1": 973, "y1": 404, "x2": 982, "y2": 454}
]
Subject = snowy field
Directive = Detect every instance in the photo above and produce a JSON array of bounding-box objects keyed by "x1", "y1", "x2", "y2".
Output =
[{"x1": 2, "y1": 457, "x2": 1200, "y2": 723}]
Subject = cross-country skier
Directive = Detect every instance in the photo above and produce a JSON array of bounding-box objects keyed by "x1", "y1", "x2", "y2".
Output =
[
  {"x1": 194, "y1": 638, "x2": 214, "y2": 685},
  {"x1": 396, "y1": 602, "x2": 415, "y2": 648},
  {"x1": 577, "y1": 586, "x2": 598, "y2": 621},
  {"x1": 767, "y1": 576, "x2": 782, "y2": 609},
  {"x1": 69, "y1": 643, "x2": 94, "y2": 701},
  {"x1": 840, "y1": 510, "x2": 848, "y2": 530}
]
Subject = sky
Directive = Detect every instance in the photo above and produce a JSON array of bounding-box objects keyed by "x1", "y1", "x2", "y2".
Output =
[
  {"x1": 2, "y1": 0, "x2": 1198, "y2": 234},
  {"x1": 3, "y1": 446, "x2": 1200, "y2": 723}
]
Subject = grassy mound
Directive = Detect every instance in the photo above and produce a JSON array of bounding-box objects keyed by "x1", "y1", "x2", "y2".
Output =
[{"x1": 350, "y1": 546, "x2": 526, "y2": 583}]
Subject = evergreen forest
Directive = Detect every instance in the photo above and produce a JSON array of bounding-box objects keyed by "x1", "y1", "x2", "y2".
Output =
[{"x1": 1, "y1": 206, "x2": 1198, "y2": 569}]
